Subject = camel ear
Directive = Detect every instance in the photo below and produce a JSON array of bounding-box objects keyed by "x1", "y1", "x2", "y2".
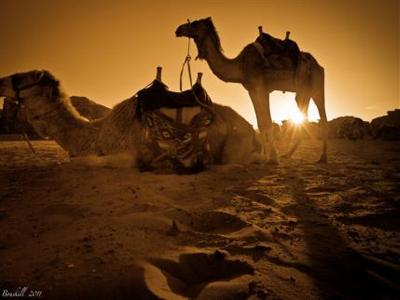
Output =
[
  {"x1": 40, "y1": 70, "x2": 54, "y2": 82},
  {"x1": 37, "y1": 71, "x2": 45, "y2": 81},
  {"x1": 205, "y1": 17, "x2": 213, "y2": 26},
  {"x1": 38, "y1": 70, "x2": 59, "y2": 88}
]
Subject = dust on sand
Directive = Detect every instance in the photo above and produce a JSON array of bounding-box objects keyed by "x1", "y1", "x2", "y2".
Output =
[{"x1": 0, "y1": 140, "x2": 399, "y2": 299}]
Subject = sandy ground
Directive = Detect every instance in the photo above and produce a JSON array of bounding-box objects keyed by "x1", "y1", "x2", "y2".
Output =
[{"x1": 0, "y1": 139, "x2": 399, "y2": 299}]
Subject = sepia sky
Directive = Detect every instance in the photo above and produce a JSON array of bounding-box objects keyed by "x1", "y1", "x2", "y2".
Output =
[{"x1": 0, "y1": 0, "x2": 398, "y2": 126}]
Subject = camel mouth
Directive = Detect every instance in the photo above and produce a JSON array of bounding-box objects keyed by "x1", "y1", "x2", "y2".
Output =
[
  {"x1": 175, "y1": 25, "x2": 188, "y2": 37},
  {"x1": 0, "y1": 77, "x2": 13, "y2": 98},
  {"x1": 175, "y1": 29, "x2": 183, "y2": 37}
]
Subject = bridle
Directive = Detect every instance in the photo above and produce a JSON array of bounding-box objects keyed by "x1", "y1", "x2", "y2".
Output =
[
  {"x1": 10, "y1": 72, "x2": 62, "y2": 120},
  {"x1": 11, "y1": 72, "x2": 45, "y2": 103},
  {"x1": 9, "y1": 72, "x2": 59, "y2": 154}
]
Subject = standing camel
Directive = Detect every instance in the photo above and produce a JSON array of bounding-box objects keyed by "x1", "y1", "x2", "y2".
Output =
[{"x1": 176, "y1": 17, "x2": 328, "y2": 163}]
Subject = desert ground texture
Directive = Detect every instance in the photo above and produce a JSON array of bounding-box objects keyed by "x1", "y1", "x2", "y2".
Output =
[{"x1": 0, "y1": 139, "x2": 399, "y2": 299}]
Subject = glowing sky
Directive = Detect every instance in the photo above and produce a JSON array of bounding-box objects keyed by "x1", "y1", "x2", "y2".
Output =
[{"x1": 0, "y1": 0, "x2": 398, "y2": 127}]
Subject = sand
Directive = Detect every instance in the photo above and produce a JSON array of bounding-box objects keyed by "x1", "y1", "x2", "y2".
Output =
[{"x1": 0, "y1": 140, "x2": 399, "y2": 299}]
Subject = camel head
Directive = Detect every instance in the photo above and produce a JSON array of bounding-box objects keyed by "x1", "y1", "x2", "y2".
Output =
[
  {"x1": 0, "y1": 70, "x2": 62, "y2": 137},
  {"x1": 176, "y1": 17, "x2": 222, "y2": 59},
  {"x1": 0, "y1": 70, "x2": 59, "y2": 100}
]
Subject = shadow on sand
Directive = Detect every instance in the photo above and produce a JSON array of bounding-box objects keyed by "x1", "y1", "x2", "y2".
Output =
[{"x1": 280, "y1": 165, "x2": 399, "y2": 299}]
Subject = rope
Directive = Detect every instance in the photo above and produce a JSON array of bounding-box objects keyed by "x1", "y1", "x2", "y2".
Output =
[
  {"x1": 20, "y1": 105, "x2": 37, "y2": 155},
  {"x1": 22, "y1": 131, "x2": 37, "y2": 154},
  {"x1": 179, "y1": 38, "x2": 193, "y2": 91},
  {"x1": 178, "y1": 38, "x2": 215, "y2": 115},
  {"x1": 10, "y1": 99, "x2": 37, "y2": 155},
  {"x1": 10, "y1": 74, "x2": 39, "y2": 155}
]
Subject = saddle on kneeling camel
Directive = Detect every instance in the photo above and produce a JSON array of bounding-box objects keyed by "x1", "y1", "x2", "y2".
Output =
[{"x1": 135, "y1": 67, "x2": 214, "y2": 174}]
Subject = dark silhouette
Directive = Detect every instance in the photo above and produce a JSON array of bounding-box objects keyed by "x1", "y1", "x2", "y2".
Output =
[{"x1": 176, "y1": 17, "x2": 327, "y2": 164}]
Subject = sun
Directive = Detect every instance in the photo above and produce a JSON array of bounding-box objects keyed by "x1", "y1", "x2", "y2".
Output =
[
  {"x1": 290, "y1": 109, "x2": 305, "y2": 125},
  {"x1": 268, "y1": 92, "x2": 322, "y2": 126}
]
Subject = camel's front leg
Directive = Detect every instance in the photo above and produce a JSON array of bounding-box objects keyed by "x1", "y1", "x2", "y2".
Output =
[{"x1": 249, "y1": 88, "x2": 278, "y2": 164}]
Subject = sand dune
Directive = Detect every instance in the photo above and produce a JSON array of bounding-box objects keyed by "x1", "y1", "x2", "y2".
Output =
[{"x1": 0, "y1": 140, "x2": 399, "y2": 299}]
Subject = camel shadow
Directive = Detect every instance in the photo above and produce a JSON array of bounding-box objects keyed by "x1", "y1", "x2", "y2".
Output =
[{"x1": 280, "y1": 166, "x2": 399, "y2": 299}]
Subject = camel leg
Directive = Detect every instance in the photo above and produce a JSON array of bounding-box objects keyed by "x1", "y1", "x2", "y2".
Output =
[
  {"x1": 283, "y1": 94, "x2": 310, "y2": 158},
  {"x1": 314, "y1": 94, "x2": 328, "y2": 163},
  {"x1": 248, "y1": 88, "x2": 278, "y2": 164}
]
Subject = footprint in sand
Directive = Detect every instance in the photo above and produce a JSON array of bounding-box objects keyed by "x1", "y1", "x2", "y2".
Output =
[
  {"x1": 188, "y1": 211, "x2": 249, "y2": 234},
  {"x1": 143, "y1": 250, "x2": 254, "y2": 299}
]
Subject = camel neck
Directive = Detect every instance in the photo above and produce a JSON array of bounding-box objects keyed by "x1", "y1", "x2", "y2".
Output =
[
  {"x1": 28, "y1": 96, "x2": 98, "y2": 156},
  {"x1": 200, "y1": 36, "x2": 244, "y2": 83}
]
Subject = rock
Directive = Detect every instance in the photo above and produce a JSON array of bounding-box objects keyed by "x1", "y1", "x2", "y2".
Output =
[
  {"x1": 371, "y1": 109, "x2": 400, "y2": 140},
  {"x1": 328, "y1": 116, "x2": 370, "y2": 140}
]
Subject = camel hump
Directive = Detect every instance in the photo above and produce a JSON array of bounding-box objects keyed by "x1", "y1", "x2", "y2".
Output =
[{"x1": 255, "y1": 32, "x2": 300, "y2": 70}]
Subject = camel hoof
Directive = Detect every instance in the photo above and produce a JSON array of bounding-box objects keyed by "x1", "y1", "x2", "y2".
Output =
[
  {"x1": 317, "y1": 157, "x2": 327, "y2": 164},
  {"x1": 281, "y1": 154, "x2": 291, "y2": 159}
]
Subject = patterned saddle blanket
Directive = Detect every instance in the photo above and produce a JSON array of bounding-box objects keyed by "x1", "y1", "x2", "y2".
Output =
[{"x1": 136, "y1": 80, "x2": 214, "y2": 174}]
